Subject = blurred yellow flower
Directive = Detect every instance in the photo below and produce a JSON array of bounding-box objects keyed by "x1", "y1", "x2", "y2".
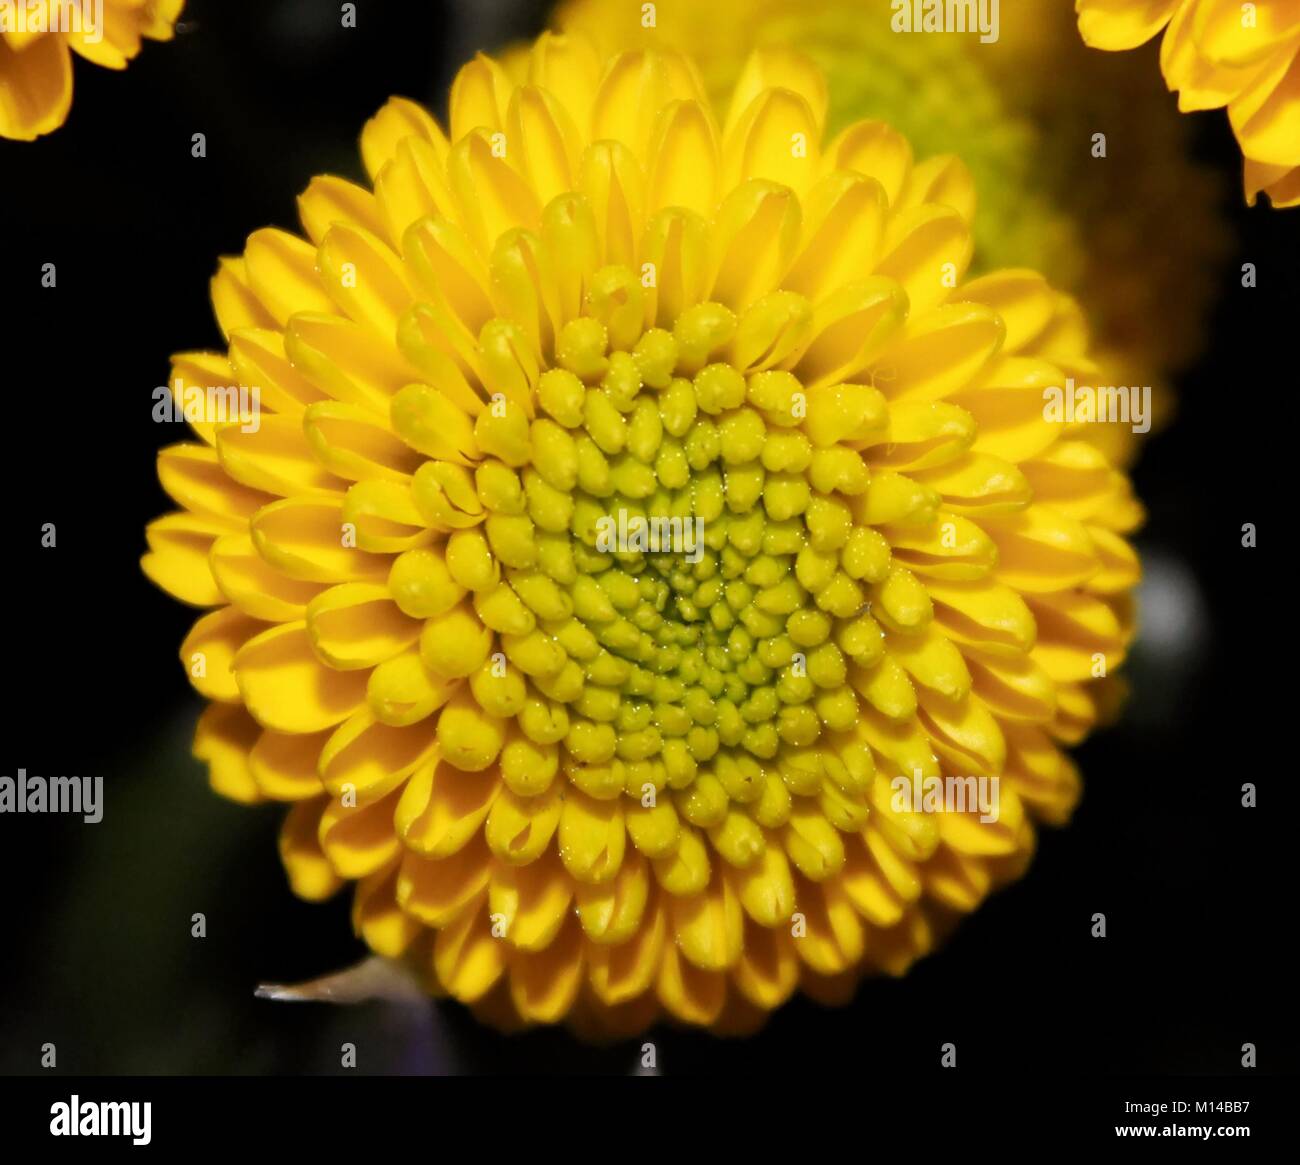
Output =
[
  {"x1": 556, "y1": 0, "x2": 1229, "y2": 466},
  {"x1": 145, "y1": 33, "x2": 1140, "y2": 1035},
  {"x1": 0, "y1": 0, "x2": 183, "y2": 140},
  {"x1": 1077, "y1": 0, "x2": 1300, "y2": 207}
]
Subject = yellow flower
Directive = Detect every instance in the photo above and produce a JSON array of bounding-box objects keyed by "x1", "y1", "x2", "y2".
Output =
[
  {"x1": 144, "y1": 34, "x2": 1141, "y2": 1036},
  {"x1": 1077, "y1": 0, "x2": 1300, "y2": 207},
  {"x1": 0, "y1": 0, "x2": 184, "y2": 141}
]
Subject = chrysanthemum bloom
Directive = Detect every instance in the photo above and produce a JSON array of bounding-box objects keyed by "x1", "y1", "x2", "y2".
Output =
[
  {"x1": 555, "y1": 0, "x2": 1228, "y2": 468},
  {"x1": 0, "y1": 0, "x2": 183, "y2": 140},
  {"x1": 1076, "y1": 0, "x2": 1300, "y2": 207},
  {"x1": 144, "y1": 35, "x2": 1141, "y2": 1035}
]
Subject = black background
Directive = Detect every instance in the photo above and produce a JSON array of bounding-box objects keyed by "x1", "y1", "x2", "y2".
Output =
[{"x1": 0, "y1": 0, "x2": 1289, "y2": 1075}]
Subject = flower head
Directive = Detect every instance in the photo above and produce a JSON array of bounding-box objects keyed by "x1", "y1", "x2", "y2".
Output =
[
  {"x1": 145, "y1": 34, "x2": 1141, "y2": 1035},
  {"x1": 0, "y1": 0, "x2": 183, "y2": 140},
  {"x1": 1077, "y1": 0, "x2": 1300, "y2": 207}
]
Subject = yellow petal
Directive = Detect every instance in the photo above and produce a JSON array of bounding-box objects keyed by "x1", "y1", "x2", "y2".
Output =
[
  {"x1": 1193, "y1": 0, "x2": 1300, "y2": 68},
  {"x1": 782, "y1": 802, "x2": 845, "y2": 880},
  {"x1": 243, "y1": 228, "x2": 335, "y2": 325},
  {"x1": 449, "y1": 51, "x2": 514, "y2": 140},
  {"x1": 181, "y1": 605, "x2": 260, "y2": 702},
  {"x1": 193, "y1": 703, "x2": 262, "y2": 805},
  {"x1": 957, "y1": 270, "x2": 1056, "y2": 353},
  {"x1": 1161, "y1": 0, "x2": 1256, "y2": 109},
  {"x1": 966, "y1": 649, "x2": 1057, "y2": 724},
  {"x1": 448, "y1": 129, "x2": 544, "y2": 256},
  {"x1": 250, "y1": 495, "x2": 389, "y2": 583},
  {"x1": 1229, "y1": 47, "x2": 1300, "y2": 167},
  {"x1": 876, "y1": 205, "x2": 974, "y2": 318},
  {"x1": 211, "y1": 259, "x2": 278, "y2": 340},
  {"x1": 306, "y1": 583, "x2": 421, "y2": 669},
  {"x1": 838, "y1": 835, "x2": 905, "y2": 927},
  {"x1": 302, "y1": 400, "x2": 423, "y2": 483},
  {"x1": 318, "y1": 786, "x2": 402, "y2": 878},
  {"x1": 279, "y1": 798, "x2": 344, "y2": 901},
  {"x1": 558, "y1": 789, "x2": 626, "y2": 884},
  {"x1": 141, "y1": 513, "x2": 228, "y2": 607},
  {"x1": 485, "y1": 783, "x2": 563, "y2": 865},
  {"x1": 317, "y1": 223, "x2": 417, "y2": 339},
  {"x1": 491, "y1": 227, "x2": 562, "y2": 358},
  {"x1": 652, "y1": 823, "x2": 712, "y2": 895},
  {"x1": 298, "y1": 175, "x2": 386, "y2": 246},
  {"x1": 783, "y1": 170, "x2": 887, "y2": 304},
  {"x1": 822, "y1": 119, "x2": 913, "y2": 206},
  {"x1": 1245, "y1": 157, "x2": 1300, "y2": 206},
  {"x1": 723, "y1": 86, "x2": 820, "y2": 193},
  {"x1": 361, "y1": 95, "x2": 449, "y2": 182},
  {"x1": 913, "y1": 451, "x2": 1032, "y2": 515},
  {"x1": 433, "y1": 893, "x2": 507, "y2": 1002},
  {"x1": 592, "y1": 50, "x2": 703, "y2": 161},
  {"x1": 158, "y1": 443, "x2": 271, "y2": 526},
  {"x1": 250, "y1": 728, "x2": 330, "y2": 801},
  {"x1": 574, "y1": 849, "x2": 650, "y2": 943},
  {"x1": 396, "y1": 754, "x2": 499, "y2": 857},
  {"x1": 508, "y1": 84, "x2": 584, "y2": 208},
  {"x1": 791, "y1": 878, "x2": 864, "y2": 975},
  {"x1": 1025, "y1": 591, "x2": 1126, "y2": 683},
  {"x1": 791, "y1": 277, "x2": 907, "y2": 390},
  {"x1": 227, "y1": 327, "x2": 328, "y2": 415},
  {"x1": 374, "y1": 134, "x2": 459, "y2": 243},
  {"x1": 708, "y1": 179, "x2": 801, "y2": 312},
  {"x1": 209, "y1": 532, "x2": 323, "y2": 621},
  {"x1": 669, "y1": 866, "x2": 743, "y2": 971},
  {"x1": 354, "y1": 862, "x2": 422, "y2": 958},
  {"x1": 655, "y1": 938, "x2": 726, "y2": 1026},
  {"x1": 527, "y1": 30, "x2": 602, "y2": 132},
  {"x1": 397, "y1": 835, "x2": 492, "y2": 927},
  {"x1": 730, "y1": 917, "x2": 799, "y2": 1010},
  {"x1": 926, "y1": 578, "x2": 1036, "y2": 656},
  {"x1": 508, "y1": 913, "x2": 584, "y2": 1022},
  {"x1": 340, "y1": 479, "x2": 439, "y2": 555},
  {"x1": 725, "y1": 47, "x2": 828, "y2": 138},
  {"x1": 585, "y1": 891, "x2": 665, "y2": 1006},
  {"x1": 216, "y1": 416, "x2": 339, "y2": 497},
  {"x1": 897, "y1": 153, "x2": 976, "y2": 223},
  {"x1": 490, "y1": 847, "x2": 573, "y2": 951},
  {"x1": 916, "y1": 688, "x2": 1006, "y2": 776},
  {"x1": 646, "y1": 98, "x2": 719, "y2": 215},
  {"x1": 165, "y1": 351, "x2": 245, "y2": 446},
  {"x1": 951, "y1": 356, "x2": 1064, "y2": 463},
  {"x1": 0, "y1": 32, "x2": 71, "y2": 141},
  {"x1": 640, "y1": 206, "x2": 709, "y2": 328},
  {"x1": 1076, "y1": 0, "x2": 1177, "y2": 51},
  {"x1": 732, "y1": 837, "x2": 795, "y2": 927},
  {"x1": 234, "y1": 621, "x2": 368, "y2": 733},
  {"x1": 984, "y1": 505, "x2": 1099, "y2": 593},
  {"x1": 886, "y1": 625, "x2": 972, "y2": 700}
]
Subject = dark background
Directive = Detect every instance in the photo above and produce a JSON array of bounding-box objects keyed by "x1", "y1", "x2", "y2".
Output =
[{"x1": 0, "y1": 0, "x2": 1289, "y2": 1075}]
